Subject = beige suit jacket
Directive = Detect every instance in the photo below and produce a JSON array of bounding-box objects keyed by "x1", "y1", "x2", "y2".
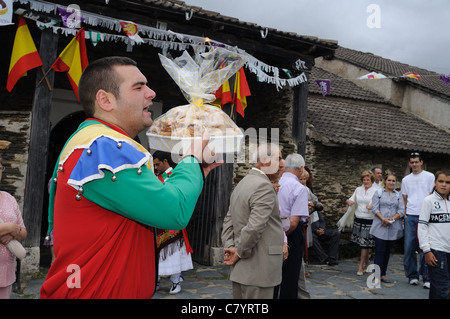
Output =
[{"x1": 222, "y1": 169, "x2": 284, "y2": 287}]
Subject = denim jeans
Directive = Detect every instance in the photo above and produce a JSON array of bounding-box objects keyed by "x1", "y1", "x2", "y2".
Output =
[
  {"x1": 404, "y1": 215, "x2": 429, "y2": 281},
  {"x1": 428, "y1": 249, "x2": 450, "y2": 299}
]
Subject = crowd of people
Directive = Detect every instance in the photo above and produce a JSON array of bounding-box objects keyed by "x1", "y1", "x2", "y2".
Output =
[
  {"x1": 222, "y1": 149, "x2": 450, "y2": 300},
  {"x1": 0, "y1": 55, "x2": 449, "y2": 300}
]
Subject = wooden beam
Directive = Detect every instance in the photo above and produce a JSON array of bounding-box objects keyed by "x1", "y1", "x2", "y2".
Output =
[
  {"x1": 291, "y1": 75, "x2": 310, "y2": 157},
  {"x1": 23, "y1": 28, "x2": 58, "y2": 248}
]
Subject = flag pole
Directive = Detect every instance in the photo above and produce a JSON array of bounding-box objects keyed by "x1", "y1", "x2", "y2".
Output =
[{"x1": 37, "y1": 66, "x2": 52, "y2": 90}]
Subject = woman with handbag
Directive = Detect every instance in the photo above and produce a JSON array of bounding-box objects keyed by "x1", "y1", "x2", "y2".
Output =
[
  {"x1": 0, "y1": 156, "x2": 27, "y2": 299},
  {"x1": 345, "y1": 170, "x2": 377, "y2": 275}
]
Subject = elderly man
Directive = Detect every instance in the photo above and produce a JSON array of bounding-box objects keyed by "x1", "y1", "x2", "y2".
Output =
[
  {"x1": 277, "y1": 153, "x2": 309, "y2": 299},
  {"x1": 221, "y1": 143, "x2": 284, "y2": 299}
]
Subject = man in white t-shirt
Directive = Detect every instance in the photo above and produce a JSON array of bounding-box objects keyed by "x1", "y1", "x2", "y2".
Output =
[{"x1": 401, "y1": 152, "x2": 435, "y2": 288}]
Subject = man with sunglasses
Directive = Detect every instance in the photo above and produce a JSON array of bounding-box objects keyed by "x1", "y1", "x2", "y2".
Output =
[{"x1": 401, "y1": 152, "x2": 435, "y2": 288}]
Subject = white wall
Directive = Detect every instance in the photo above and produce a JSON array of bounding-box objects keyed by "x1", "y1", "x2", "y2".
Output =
[{"x1": 315, "y1": 57, "x2": 450, "y2": 132}]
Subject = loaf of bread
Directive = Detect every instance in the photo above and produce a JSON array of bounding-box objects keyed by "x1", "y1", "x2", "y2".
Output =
[{"x1": 149, "y1": 103, "x2": 242, "y2": 138}]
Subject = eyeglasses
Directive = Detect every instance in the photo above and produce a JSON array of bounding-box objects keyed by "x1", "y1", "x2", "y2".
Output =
[{"x1": 410, "y1": 152, "x2": 420, "y2": 157}]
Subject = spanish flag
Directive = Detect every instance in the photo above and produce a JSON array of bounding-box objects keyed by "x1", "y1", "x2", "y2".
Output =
[
  {"x1": 233, "y1": 67, "x2": 251, "y2": 118},
  {"x1": 211, "y1": 78, "x2": 232, "y2": 108},
  {"x1": 6, "y1": 16, "x2": 43, "y2": 92},
  {"x1": 51, "y1": 28, "x2": 88, "y2": 102}
]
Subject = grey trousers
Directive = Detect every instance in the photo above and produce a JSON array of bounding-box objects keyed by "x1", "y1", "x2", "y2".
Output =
[{"x1": 232, "y1": 282, "x2": 275, "y2": 299}]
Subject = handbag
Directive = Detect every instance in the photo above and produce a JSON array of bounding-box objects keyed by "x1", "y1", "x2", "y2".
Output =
[{"x1": 0, "y1": 217, "x2": 26, "y2": 260}]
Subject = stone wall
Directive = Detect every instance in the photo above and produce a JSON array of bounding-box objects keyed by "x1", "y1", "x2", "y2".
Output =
[
  {"x1": 230, "y1": 82, "x2": 449, "y2": 230},
  {"x1": 0, "y1": 111, "x2": 31, "y2": 213}
]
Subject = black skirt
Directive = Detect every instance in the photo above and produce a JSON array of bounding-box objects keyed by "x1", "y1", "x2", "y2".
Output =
[{"x1": 350, "y1": 217, "x2": 375, "y2": 248}]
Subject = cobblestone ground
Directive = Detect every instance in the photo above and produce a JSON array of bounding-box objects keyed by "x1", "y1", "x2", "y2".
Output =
[{"x1": 12, "y1": 253, "x2": 430, "y2": 299}]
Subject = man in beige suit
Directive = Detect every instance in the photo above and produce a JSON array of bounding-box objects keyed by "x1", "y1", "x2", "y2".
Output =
[{"x1": 222, "y1": 143, "x2": 285, "y2": 299}]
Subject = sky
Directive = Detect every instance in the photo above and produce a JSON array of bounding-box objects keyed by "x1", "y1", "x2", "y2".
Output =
[{"x1": 182, "y1": 0, "x2": 450, "y2": 74}]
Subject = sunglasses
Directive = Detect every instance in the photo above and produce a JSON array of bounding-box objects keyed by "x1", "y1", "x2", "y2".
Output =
[
  {"x1": 410, "y1": 152, "x2": 420, "y2": 157},
  {"x1": 0, "y1": 166, "x2": 5, "y2": 172}
]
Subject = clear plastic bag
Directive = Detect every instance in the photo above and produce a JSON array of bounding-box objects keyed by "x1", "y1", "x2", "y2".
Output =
[{"x1": 147, "y1": 47, "x2": 247, "y2": 153}]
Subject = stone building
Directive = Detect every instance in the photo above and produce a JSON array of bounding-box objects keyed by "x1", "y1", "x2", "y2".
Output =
[
  {"x1": 233, "y1": 47, "x2": 450, "y2": 234},
  {"x1": 0, "y1": 0, "x2": 336, "y2": 272}
]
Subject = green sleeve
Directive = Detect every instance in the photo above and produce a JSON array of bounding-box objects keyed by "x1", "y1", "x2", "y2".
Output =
[{"x1": 82, "y1": 156, "x2": 204, "y2": 230}]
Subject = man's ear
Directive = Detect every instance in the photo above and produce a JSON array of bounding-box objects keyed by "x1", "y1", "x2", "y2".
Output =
[{"x1": 96, "y1": 89, "x2": 115, "y2": 112}]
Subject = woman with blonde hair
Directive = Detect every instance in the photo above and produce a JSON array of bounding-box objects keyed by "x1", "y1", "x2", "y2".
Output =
[{"x1": 346, "y1": 170, "x2": 376, "y2": 275}]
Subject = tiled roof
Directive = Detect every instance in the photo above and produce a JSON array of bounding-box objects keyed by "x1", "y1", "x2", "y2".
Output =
[
  {"x1": 334, "y1": 46, "x2": 450, "y2": 100},
  {"x1": 307, "y1": 96, "x2": 450, "y2": 155},
  {"x1": 140, "y1": 0, "x2": 339, "y2": 49},
  {"x1": 309, "y1": 67, "x2": 389, "y2": 104}
]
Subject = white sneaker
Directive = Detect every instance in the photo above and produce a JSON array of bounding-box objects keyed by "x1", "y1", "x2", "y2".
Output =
[
  {"x1": 169, "y1": 282, "x2": 181, "y2": 294},
  {"x1": 423, "y1": 282, "x2": 430, "y2": 289},
  {"x1": 409, "y1": 278, "x2": 419, "y2": 285}
]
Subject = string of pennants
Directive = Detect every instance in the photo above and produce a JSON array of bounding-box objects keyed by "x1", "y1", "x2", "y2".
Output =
[
  {"x1": 4, "y1": 0, "x2": 449, "y2": 98},
  {"x1": 3, "y1": 0, "x2": 310, "y2": 91},
  {"x1": 314, "y1": 71, "x2": 450, "y2": 97}
]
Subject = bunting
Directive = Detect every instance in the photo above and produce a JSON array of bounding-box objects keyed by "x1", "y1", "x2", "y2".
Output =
[
  {"x1": 315, "y1": 79, "x2": 330, "y2": 96},
  {"x1": 6, "y1": 0, "x2": 450, "y2": 98},
  {"x1": 0, "y1": 0, "x2": 13, "y2": 25},
  {"x1": 120, "y1": 21, "x2": 144, "y2": 43},
  {"x1": 7, "y1": 15, "x2": 43, "y2": 92},
  {"x1": 440, "y1": 75, "x2": 450, "y2": 85},
  {"x1": 51, "y1": 27, "x2": 88, "y2": 102},
  {"x1": 403, "y1": 72, "x2": 422, "y2": 81},
  {"x1": 359, "y1": 72, "x2": 387, "y2": 79}
]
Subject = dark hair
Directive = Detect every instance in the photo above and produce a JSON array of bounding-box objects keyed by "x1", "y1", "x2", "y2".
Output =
[
  {"x1": 153, "y1": 151, "x2": 175, "y2": 167},
  {"x1": 409, "y1": 151, "x2": 422, "y2": 161},
  {"x1": 433, "y1": 169, "x2": 450, "y2": 198},
  {"x1": 371, "y1": 167, "x2": 382, "y2": 173},
  {"x1": 79, "y1": 56, "x2": 137, "y2": 117},
  {"x1": 435, "y1": 169, "x2": 450, "y2": 180}
]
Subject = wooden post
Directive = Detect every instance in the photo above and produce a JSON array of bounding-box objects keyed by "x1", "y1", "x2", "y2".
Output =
[
  {"x1": 291, "y1": 76, "x2": 309, "y2": 157},
  {"x1": 23, "y1": 28, "x2": 58, "y2": 248}
]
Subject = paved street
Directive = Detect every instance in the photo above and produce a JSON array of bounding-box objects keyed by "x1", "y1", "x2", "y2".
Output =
[{"x1": 12, "y1": 253, "x2": 430, "y2": 299}]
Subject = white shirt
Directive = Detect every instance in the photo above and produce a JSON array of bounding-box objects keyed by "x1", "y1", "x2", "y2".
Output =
[
  {"x1": 401, "y1": 170, "x2": 435, "y2": 216},
  {"x1": 278, "y1": 172, "x2": 309, "y2": 222},
  {"x1": 372, "y1": 181, "x2": 382, "y2": 190},
  {"x1": 351, "y1": 186, "x2": 377, "y2": 220},
  {"x1": 418, "y1": 191, "x2": 450, "y2": 254}
]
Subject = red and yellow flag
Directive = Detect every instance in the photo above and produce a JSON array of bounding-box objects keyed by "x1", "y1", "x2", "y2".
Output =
[
  {"x1": 403, "y1": 72, "x2": 422, "y2": 81},
  {"x1": 233, "y1": 67, "x2": 251, "y2": 118},
  {"x1": 211, "y1": 78, "x2": 232, "y2": 108},
  {"x1": 7, "y1": 16, "x2": 43, "y2": 92},
  {"x1": 51, "y1": 28, "x2": 88, "y2": 101}
]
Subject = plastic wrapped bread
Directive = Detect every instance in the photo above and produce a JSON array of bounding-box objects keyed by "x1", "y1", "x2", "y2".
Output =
[{"x1": 147, "y1": 47, "x2": 247, "y2": 153}]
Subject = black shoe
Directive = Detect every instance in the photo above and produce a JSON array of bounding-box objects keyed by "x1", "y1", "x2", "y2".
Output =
[{"x1": 327, "y1": 260, "x2": 339, "y2": 266}]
